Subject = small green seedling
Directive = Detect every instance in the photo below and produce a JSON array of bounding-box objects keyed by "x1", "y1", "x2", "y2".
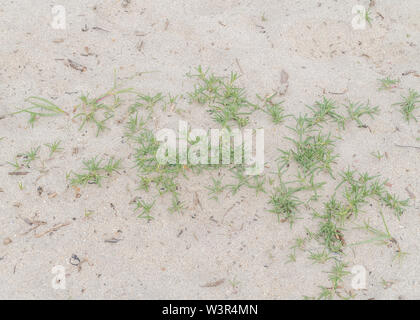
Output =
[
  {"x1": 393, "y1": 89, "x2": 420, "y2": 123},
  {"x1": 378, "y1": 77, "x2": 399, "y2": 91},
  {"x1": 247, "y1": 176, "x2": 266, "y2": 195},
  {"x1": 84, "y1": 209, "x2": 96, "y2": 218},
  {"x1": 187, "y1": 66, "x2": 256, "y2": 128},
  {"x1": 257, "y1": 93, "x2": 287, "y2": 124},
  {"x1": 370, "y1": 151, "x2": 384, "y2": 160},
  {"x1": 308, "y1": 250, "x2": 331, "y2": 264},
  {"x1": 345, "y1": 101, "x2": 379, "y2": 127},
  {"x1": 22, "y1": 146, "x2": 40, "y2": 166},
  {"x1": 393, "y1": 250, "x2": 409, "y2": 264},
  {"x1": 135, "y1": 200, "x2": 155, "y2": 221},
  {"x1": 261, "y1": 13, "x2": 267, "y2": 21},
  {"x1": 70, "y1": 156, "x2": 121, "y2": 187},
  {"x1": 351, "y1": 211, "x2": 394, "y2": 247},
  {"x1": 206, "y1": 177, "x2": 225, "y2": 201},
  {"x1": 44, "y1": 140, "x2": 63, "y2": 157},
  {"x1": 163, "y1": 94, "x2": 180, "y2": 111},
  {"x1": 74, "y1": 94, "x2": 114, "y2": 136},
  {"x1": 103, "y1": 158, "x2": 122, "y2": 175},
  {"x1": 129, "y1": 93, "x2": 164, "y2": 114},
  {"x1": 169, "y1": 198, "x2": 186, "y2": 214},
  {"x1": 327, "y1": 261, "x2": 350, "y2": 291},
  {"x1": 7, "y1": 159, "x2": 21, "y2": 171},
  {"x1": 269, "y1": 183, "x2": 302, "y2": 226},
  {"x1": 364, "y1": 8, "x2": 372, "y2": 25},
  {"x1": 306, "y1": 97, "x2": 344, "y2": 128}
]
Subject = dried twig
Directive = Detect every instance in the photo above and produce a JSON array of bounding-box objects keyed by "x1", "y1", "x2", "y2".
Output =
[
  {"x1": 395, "y1": 144, "x2": 420, "y2": 150},
  {"x1": 67, "y1": 59, "x2": 87, "y2": 72},
  {"x1": 34, "y1": 222, "x2": 70, "y2": 238},
  {"x1": 200, "y1": 279, "x2": 225, "y2": 288},
  {"x1": 8, "y1": 172, "x2": 29, "y2": 176}
]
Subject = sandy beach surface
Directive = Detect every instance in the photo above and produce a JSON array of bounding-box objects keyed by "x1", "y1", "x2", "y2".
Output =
[{"x1": 0, "y1": 0, "x2": 419, "y2": 299}]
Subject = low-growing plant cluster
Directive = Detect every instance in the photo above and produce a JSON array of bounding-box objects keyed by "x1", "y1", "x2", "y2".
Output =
[{"x1": 6, "y1": 66, "x2": 416, "y2": 299}]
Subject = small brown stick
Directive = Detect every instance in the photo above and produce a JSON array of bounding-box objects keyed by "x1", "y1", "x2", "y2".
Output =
[
  {"x1": 405, "y1": 187, "x2": 416, "y2": 199},
  {"x1": 193, "y1": 192, "x2": 203, "y2": 210},
  {"x1": 104, "y1": 238, "x2": 122, "y2": 243},
  {"x1": 21, "y1": 220, "x2": 47, "y2": 236},
  {"x1": 67, "y1": 59, "x2": 87, "y2": 72},
  {"x1": 8, "y1": 172, "x2": 29, "y2": 176},
  {"x1": 235, "y1": 58, "x2": 244, "y2": 74},
  {"x1": 34, "y1": 222, "x2": 70, "y2": 238},
  {"x1": 328, "y1": 89, "x2": 348, "y2": 95},
  {"x1": 92, "y1": 26, "x2": 110, "y2": 32},
  {"x1": 395, "y1": 144, "x2": 420, "y2": 150},
  {"x1": 200, "y1": 279, "x2": 225, "y2": 288},
  {"x1": 402, "y1": 70, "x2": 417, "y2": 76},
  {"x1": 221, "y1": 203, "x2": 236, "y2": 223}
]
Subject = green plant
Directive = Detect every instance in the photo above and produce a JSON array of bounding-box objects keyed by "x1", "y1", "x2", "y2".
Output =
[
  {"x1": 22, "y1": 146, "x2": 40, "y2": 166},
  {"x1": 187, "y1": 66, "x2": 256, "y2": 128},
  {"x1": 261, "y1": 13, "x2": 267, "y2": 21},
  {"x1": 378, "y1": 77, "x2": 399, "y2": 91},
  {"x1": 44, "y1": 140, "x2": 63, "y2": 157},
  {"x1": 70, "y1": 156, "x2": 121, "y2": 187},
  {"x1": 74, "y1": 80, "x2": 133, "y2": 136},
  {"x1": 135, "y1": 199, "x2": 155, "y2": 221},
  {"x1": 13, "y1": 97, "x2": 67, "y2": 126},
  {"x1": 345, "y1": 101, "x2": 379, "y2": 127},
  {"x1": 169, "y1": 198, "x2": 186, "y2": 214},
  {"x1": 327, "y1": 261, "x2": 350, "y2": 290},
  {"x1": 308, "y1": 250, "x2": 331, "y2": 264},
  {"x1": 370, "y1": 151, "x2": 384, "y2": 160},
  {"x1": 257, "y1": 93, "x2": 287, "y2": 124},
  {"x1": 393, "y1": 89, "x2": 420, "y2": 123},
  {"x1": 206, "y1": 177, "x2": 225, "y2": 200},
  {"x1": 163, "y1": 94, "x2": 180, "y2": 111},
  {"x1": 306, "y1": 97, "x2": 344, "y2": 128},
  {"x1": 103, "y1": 158, "x2": 122, "y2": 174},
  {"x1": 279, "y1": 118, "x2": 338, "y2": 177},
  {"x1": 364, "y1": 8, "x2": 372, "y2": 25},
  {"x1": 269, "y1": 182, "x2": 302, "y2": 226},
  {"x1": 351, "y1": 213, "x2": 393, "y2": 247},
  {"x1": 129, "y1": 93, "x2": 164, "y2": 114},
  {"x1": 74, "y1": 94, "x2": 115, "y2": 136},
  {"x1": 247, "y1": 176, "x2": 266, "y2": 195},
  {"x1": 7, "y1": 159, "x2": 21, "y2": 171}
]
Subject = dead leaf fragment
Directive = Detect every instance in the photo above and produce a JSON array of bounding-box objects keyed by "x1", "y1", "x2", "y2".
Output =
[
  {"x1": 66, "y1": 59, "x2": 87, "y2": 72},
  {"x1": 277, "y1": 70, "x2": 289, "y2": 95},
  {"x1": 193, "y1": 192, "x2": 203, "y2": 210},
  {"x1": 136, "y1": 40, "x2": 144, "y2": 52},
  {"x1": 104, "y1": 238, "x2": 122, "y2": 243},
  {"x1": 48, "y1": 192, "x2": 58, "y2": 199},
  {"x1": 405, "y1": 187, "x2": 416, "y2": 199},
  {"x1": 3, "y1": 238, "x2": 12, "y2": 245},
  {"x1": 200, "y1": 279, "x2": 225, "y2": 288},
  {"x1": 8, "y1": 172, "x2": 29, "y2": 176},
  {"x1": 34, "y1": 222, "x2": 70, "y2": 238}
]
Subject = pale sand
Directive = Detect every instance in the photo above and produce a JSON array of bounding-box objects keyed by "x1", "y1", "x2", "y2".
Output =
[{"x1": 0, "y1": 0, "x2": 419, "y2": 299}]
